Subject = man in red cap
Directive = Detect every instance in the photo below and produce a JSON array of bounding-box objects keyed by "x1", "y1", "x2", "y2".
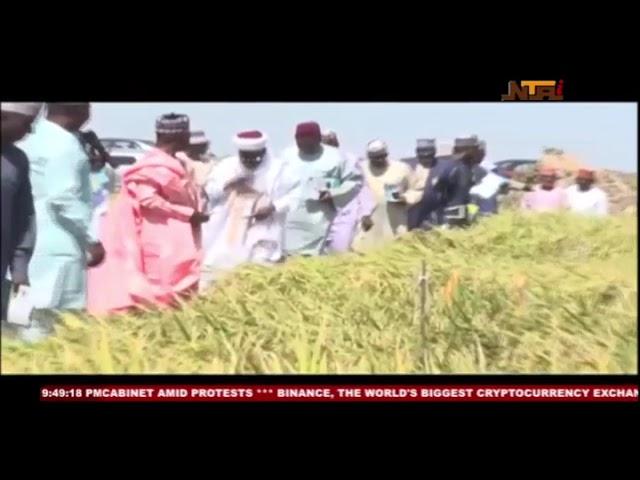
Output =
[
  {"x1": 565, "y1": 169, "x2": 608, "y2": 216},
  {"x1": 520, "y1": 166, "x2": 567, "y2": 212},
  {"x1": 280, "y1": 121, "x2": 360, "y2": 256}
]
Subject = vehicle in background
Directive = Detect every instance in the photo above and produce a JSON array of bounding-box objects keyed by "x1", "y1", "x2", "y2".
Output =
[
  {"x1": 107, "y1": 148, "x2": 147, "y2": 171},
  {"x1": 100, "y1": 138, "x2": 153, "y2": 184},
  {"x1": 492, "y1": 159, "x2": 537, "y2": 179},
  {"x1": 101, "y1": 138, "x2": 155, "y2": 152}
]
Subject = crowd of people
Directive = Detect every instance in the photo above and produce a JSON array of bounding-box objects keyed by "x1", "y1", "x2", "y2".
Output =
[{"x1": 1, "y1": 102, "x2": 611, "y2": 341}]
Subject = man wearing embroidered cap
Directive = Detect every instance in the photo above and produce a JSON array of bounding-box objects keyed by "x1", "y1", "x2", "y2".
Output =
[
  {"x1": 565, "y1": 169, "x2": 608, "y2": 216},
  {"x1": 351, "y1": 140, "x2": 423, "y2": 252},
  {"x1": 1, "y1": 103, "x2": 41, "y2": 324},
  {"x1": 176, "y1": 130, "x2": 217, "y2": 187},
  {"x1": 87, "y1": 113, "x2": 206, "y2": 315},
  {"x1": 199, "y1": 130, "x2": 298, "y2": 288},
  {"x1": 404, "y1": 138, "x2": 437, "y2": 227},
  {"x1": 280, "y1": 121, "x2": 361, "y2": 256},
  {"x1": 402, "y1": 138, "x2": 437, "y2": 171},
  {"x1": 520, "y1": 165, "x2": 567, "y2": 212},
  {"x1": 410, "y1": 135, "x2": 476, "y2": 229}
]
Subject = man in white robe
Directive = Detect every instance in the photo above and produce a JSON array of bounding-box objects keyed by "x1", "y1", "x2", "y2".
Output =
[
  {"x1": 405, "y1": 139, "x2": 436, "y2": 227},
  {"x1": 352, "y1": 140, "x2": 423, "y2": 252},
  {"x1": 200, "y1": 130, "x2": 298, "y2": 290},
  {"x1": 565, "y1": 169, "x2": 609, "y2": 216}
]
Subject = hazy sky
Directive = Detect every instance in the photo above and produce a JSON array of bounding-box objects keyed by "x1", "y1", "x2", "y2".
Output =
[{"x1": 89, "y1": 103, "x2": 638, "y2": 172}]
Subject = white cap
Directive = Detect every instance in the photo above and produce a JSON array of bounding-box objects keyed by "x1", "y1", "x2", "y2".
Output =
[
  {"x1": 1, "y1": 102, "x2": 42, "y2": 117},
  {"x1": 367, "y1": 139, "x2": 388, "y2": 155},
  {"x1": 233, "y1": 130, "x2": 268, "y2": 152}
]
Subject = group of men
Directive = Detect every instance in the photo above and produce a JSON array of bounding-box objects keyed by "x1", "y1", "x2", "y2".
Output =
[
  {"x1": 520, "y1": 165, "x2": 609, "y2": 215},
  {"x1": 1, "y1": 102, "x2": 611, "y2": 341}
]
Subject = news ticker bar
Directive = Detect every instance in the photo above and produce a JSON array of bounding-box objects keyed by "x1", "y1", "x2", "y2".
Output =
[{"x1": 40, "y1": 385, "x2": 639, "y2": 402}]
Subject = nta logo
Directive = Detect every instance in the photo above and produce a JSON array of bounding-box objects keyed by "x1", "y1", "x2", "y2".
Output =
[{"x1": 502, "y1": 80, "x2": 564, "y2": 101}]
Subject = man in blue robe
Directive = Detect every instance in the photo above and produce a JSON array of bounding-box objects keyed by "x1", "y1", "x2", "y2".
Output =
[
  {"x1": 281, "y1": 122, "x2": 360, "y2": 256},
  {"x1": 1, "y1": 103, "x2": 40, "y2": 324},
  {"x1": 18, "y1": 103, "x2": 105, "y2": 340},
  {"x1": 409, "y1": 136, "x2": 477, "y2": 230}
]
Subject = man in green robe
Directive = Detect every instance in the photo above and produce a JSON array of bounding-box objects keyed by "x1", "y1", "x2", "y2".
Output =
[{"x1": 280, "y1": 122, "x2": 360, "y2": 256}]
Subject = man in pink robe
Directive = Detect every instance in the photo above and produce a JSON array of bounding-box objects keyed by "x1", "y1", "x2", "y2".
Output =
[
  {"x1": 88, "y1": 113, "x2": 208, "y2": 315},
  {"x1": 520, "y1": 166, "x2": 567, "y2": 212}
]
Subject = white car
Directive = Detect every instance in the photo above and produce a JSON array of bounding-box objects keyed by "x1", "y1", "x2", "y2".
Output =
[{"x1": 101, "y1": 147, "x2": 150, "y2": 195}]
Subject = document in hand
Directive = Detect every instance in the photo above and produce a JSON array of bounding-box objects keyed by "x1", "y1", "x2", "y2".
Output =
[
  {"x1": 7, "y1": 286, "x2": 34, "y2": 326},
  {"x1": 384, "y1": 183, "x2": 402, "y2": 202},
  {"x1": 470, "y1": 172, "x2": 507, "y2": 199}
]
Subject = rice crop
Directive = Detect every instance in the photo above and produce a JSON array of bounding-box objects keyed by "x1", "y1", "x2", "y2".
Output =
[{"x1": 1, "y1": 211, "x2": 636, "y2": 374}]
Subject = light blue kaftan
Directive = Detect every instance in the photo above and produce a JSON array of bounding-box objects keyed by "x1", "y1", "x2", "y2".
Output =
[
  {"x1": 280, "y1": 145, "x2": 360, "y2": 256},
  {"x1": 19, "y1": 119, "x2": 94, "y2": 311}
]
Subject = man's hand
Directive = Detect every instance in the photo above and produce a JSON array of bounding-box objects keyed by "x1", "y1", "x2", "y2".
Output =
[
  {"x1": 190, "y1": 212, "x2": 210, "y2": 226},
  {"x1": 318, "y1": 190, "x2": 332, "y2": 202},
  {"x1": 361, "y1": 215, "x2": 374, "y2": 232},
  {"x1": 251, "y1": 203, "x2": 276, "y2": 221},
  {"x1": 11, "y1": 281, "x2": 29, "y2": 295},
  {"x1": 87, "y1": 242, "x2": 106, "y2": 268},
  {"x1": 391, "y1": 192, "x2": 407, "y2": 204}
]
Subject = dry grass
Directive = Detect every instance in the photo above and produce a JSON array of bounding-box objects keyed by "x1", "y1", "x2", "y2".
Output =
[{"x1": 1, "y1": 211, "x2": 636, "y2": 374}]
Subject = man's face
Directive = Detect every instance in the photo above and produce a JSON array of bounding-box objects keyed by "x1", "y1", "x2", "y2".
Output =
[
  {"x1": 296, "y1": 135, "x2": 321, "y2": 155},
  {"x1": 539, "y1": 174, "x2": 557, "y2": 190},
  {"x1": 1, "y1": 112, "x2": 35, "y2": 144},
  {"x1": 175, "y1": 131, "x2": 191, "y2": 151},
  {"x1": 368, "y1": 152, "x2": 388, "y2": 168},
  {"x1": 416, "y1": 148, "x2": 436, "y2": 167},
  {"x1": 70, "y1": 104, "x2": 91, "y2": 131},
  {"x1": 454, "y1": 146, "x2": 479, "y2": 164},
  {"x1": 239, "y1": 148, "x2": 267, "y2": 170},
  {"x1": 188, "y1": 143, "x2": 208, "y2": 159},
  {"x1": 576, "y1": 177, "x2": 593, "y2": 191}
]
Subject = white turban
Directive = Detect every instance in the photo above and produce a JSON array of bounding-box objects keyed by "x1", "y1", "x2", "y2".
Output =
[
  {"x1": 367, "y1": 139, "x2": 388, "y2": 155},
  {"x1": 1, "y1": 102, "x2": 42, "y2": 117}
]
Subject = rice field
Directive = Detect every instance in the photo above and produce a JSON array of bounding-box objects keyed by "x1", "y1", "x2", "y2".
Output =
[{"x1": 1, "y1": 211, "x2": 637, "y2": 374}]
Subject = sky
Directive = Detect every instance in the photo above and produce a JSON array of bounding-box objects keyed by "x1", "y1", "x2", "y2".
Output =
[{"x1": 89, "y1": 103, "x2": 638, "y2": 172}]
